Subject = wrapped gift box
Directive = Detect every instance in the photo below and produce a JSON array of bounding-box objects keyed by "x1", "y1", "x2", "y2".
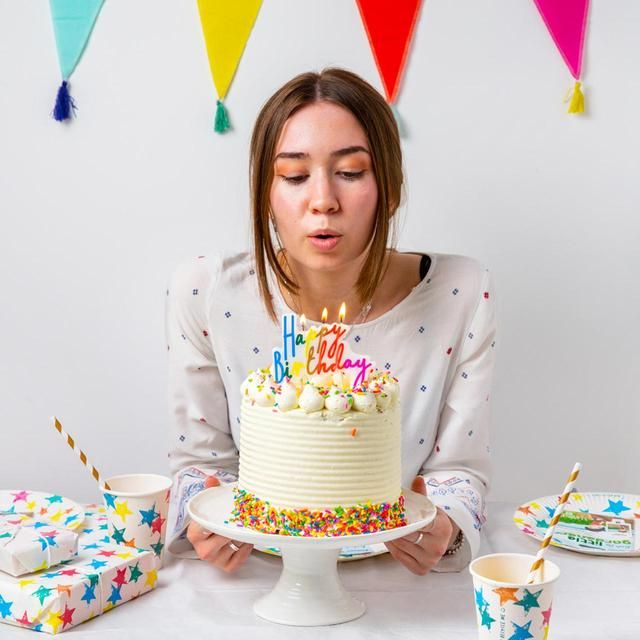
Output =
[
  {"x1": 0, "y1": 519, "x2": 78, "y2": 576},
  {"x1": 0, "y1": 505, "x2": 158, "y2": 634}
]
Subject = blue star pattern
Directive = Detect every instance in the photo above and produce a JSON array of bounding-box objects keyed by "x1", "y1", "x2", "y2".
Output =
[
  {"x1": 508, "y1": 620, "x2": 533, "y2": 640},
  {"x1": 103, "y1": 493, "x2": 117, "y2": 509},
  {"x1": 475, "y1": 587, "x2": 489, "y2": 610},
  {"x1": 603, "y1": 499, "x2": 631, "y2": 516},
  {"x1": 87, "y1": 559, "x2": 107, "y2": 570},
  {"x1": 514, "y1": 589, "x2": 542, "y2": 614},
  {"x1": 81, "y1": 583, "x2": 96, "y2": 604},
  {"x1": 107, "y1": 585, "x2": 122, "y2": 606},
  {"x1": 139, "y1": 505, "x2": 159, "y2": 527},
  {"x1": 479, "y1": 605, "x2": 495, "y2": 629},
  {"x1": 42, "y1": 570, "x2": 61, "y2": 579},
  {"x1": 0, "y1": 595, "x2": 13, "y2": 619}
]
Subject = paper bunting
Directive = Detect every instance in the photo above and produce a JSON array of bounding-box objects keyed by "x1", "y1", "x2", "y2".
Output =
[
  {"x1": 49, "y1": 0, "x2": 105, "y2": 122},
  {"x1": 356, "y1": 0, "x2": 423, "y2": 135},
  {"x1": 196, "y1": 0, "x2": 262, "y2": 133},
  {"x1": 533, "y1": 0, "x2": 590, "y2": 114}
]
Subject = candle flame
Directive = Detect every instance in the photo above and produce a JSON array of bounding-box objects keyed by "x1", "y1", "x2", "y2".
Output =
[
  {"x1": 338, "y1": 302, "x2": 346, "y2": 323},
  {"x1": 300, "y1": 314, "x2": 306, "y2": 330},
  {"x1": 321, "y1": 307, "x2": 328, "y2": 323}
]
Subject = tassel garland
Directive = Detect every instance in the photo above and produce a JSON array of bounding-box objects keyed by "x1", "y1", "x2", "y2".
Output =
[
  {"x1": 214, "y1": 99, "x2": 230, "y2": 133},
  {"x1": 566, "y1": 80, "x2": 585, "y2": 114},
  {"x1": 52, "y1": 80, "x2": 77, "y2": 121}
]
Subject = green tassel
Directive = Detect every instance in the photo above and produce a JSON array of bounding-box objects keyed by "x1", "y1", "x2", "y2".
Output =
[
  {"x1": 214, "y1": 99, "x2": 230, "y2": 133},
  {"x1": 390, "y1": 103, "x2": 406, "y2": 138}
]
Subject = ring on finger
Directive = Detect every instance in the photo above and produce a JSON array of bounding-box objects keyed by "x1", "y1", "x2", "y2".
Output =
[
  {"x1": 413, "y1": 532, "x2": 424, "y2": 545},
  {"x1": 228, "y1": 541, "x2": 241, "y2": 552}
]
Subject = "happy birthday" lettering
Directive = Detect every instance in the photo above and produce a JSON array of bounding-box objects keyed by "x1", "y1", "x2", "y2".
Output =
[{"x1": 272, "y1": 314, "x2": 373, "y2": 387}]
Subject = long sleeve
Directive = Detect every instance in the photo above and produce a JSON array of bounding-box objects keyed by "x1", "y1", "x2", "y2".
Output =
[
  {"x1": 165, "y1": 256, "x2": 239, "y2": 557},
  {"x1": 419, "y1": 267, "x2": 497, "y2": 572}
]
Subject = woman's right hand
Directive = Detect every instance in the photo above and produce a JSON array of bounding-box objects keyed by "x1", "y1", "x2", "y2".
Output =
[{"x1": 186, "y1": 475, "x2": 253, "y2": 573}]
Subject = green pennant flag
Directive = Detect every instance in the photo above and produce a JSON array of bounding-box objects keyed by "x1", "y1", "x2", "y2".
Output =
[{"x1": 49, "y1": 0, "x2": 106, "y2": 121}]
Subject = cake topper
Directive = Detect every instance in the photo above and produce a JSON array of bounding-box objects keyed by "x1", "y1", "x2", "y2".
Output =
[{"x1": 272, "y1": 306, "x2": 374, "y2": 387}]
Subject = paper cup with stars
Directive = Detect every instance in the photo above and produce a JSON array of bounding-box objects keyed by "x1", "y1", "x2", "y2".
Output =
[
  {"x1": 100, "y1": 474, "x2": 172, "y2": 567},
  {"x1": 469, "y1": 553, "x2": 560, "y2": 640}
]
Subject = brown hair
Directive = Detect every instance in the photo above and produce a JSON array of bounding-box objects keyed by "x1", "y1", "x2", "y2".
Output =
[{"x1": 249, "y1": 67, "x2": 403, "y2": 321}]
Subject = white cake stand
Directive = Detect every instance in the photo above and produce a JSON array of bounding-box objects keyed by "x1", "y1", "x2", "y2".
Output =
[{"x1": 188, "y1": 483, "x2": 437, "y2": 626}]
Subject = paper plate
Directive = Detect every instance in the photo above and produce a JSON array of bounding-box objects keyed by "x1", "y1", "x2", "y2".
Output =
[
  {"x1": 0, "y1": 489, "x2": 85, "y2": 531},
  {"x1": 255, "y1": 542, "x2": 388, "y2": 562},
  {"x1": 514, "y1": 491, "x2": 640, "y2": 556}
]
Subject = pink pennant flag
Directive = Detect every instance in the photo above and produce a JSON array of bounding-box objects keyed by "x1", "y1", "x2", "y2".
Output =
[
  {"x1": 533, "y1": 0, "x2": 590, "y2": 113},
  {"x1": 533, "y1": 0, "x2": 589, "y2": 78}
]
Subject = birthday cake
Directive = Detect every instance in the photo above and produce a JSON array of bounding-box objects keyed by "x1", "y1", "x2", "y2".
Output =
[{"x1": 230, "y1": 314, "x2": 406, "y2": 536}]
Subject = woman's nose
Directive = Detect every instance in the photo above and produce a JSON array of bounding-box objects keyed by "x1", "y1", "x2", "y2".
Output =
[{"x1": 308, "y1": 172, "x2": 339, "y2": 214}]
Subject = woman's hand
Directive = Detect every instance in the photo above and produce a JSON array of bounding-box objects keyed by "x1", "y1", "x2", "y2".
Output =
[
  {"x1": 186, "y1": 475, "x2": 253, "y2": 573},
  {"x1": 384, "y1": 476, "x2": 460, "y2": 575}
]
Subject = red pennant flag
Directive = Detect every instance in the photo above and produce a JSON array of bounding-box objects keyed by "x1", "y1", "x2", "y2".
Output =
[{"x1": 356, "y1": 0, "x2": 423, "y2": 104}]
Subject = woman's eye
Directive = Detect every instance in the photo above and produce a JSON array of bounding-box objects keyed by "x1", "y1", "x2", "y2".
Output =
[
  {"x1": 338, "y1": 170, "x2": 365, "y2": 181},
  {"x1": 279, "y1": 170, "x2": 366, "y2": 184}
]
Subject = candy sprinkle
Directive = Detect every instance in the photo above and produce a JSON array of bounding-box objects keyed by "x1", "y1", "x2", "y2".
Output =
[
  {"x1": 229, "y1": 489, "x2": 406, "y2": 536},
  {"x1": 351, "y1": 428, "x2": 358, "y2": 437}
]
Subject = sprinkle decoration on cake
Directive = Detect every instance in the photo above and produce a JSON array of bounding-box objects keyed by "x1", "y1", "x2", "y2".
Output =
[{"x1": 229, "y1": 310, "x2": 407, "y2": 537}]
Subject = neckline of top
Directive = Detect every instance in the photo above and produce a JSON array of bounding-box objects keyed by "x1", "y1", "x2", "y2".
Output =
[{"x1": 268, "y1": 251, "x2": 439, "y2": 330}]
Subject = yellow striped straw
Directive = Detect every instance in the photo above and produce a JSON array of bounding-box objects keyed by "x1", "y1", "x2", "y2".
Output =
[
  {"x1": 526, "y1": 462, "x2": 582, "y2": 584},
  {"x1": 51, "y1": 416, "x2": 111, "y2": 490}
]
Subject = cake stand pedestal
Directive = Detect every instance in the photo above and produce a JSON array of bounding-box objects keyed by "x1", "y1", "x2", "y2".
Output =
[{"x1": 188, "y1": 483, "x2": 437, "y2": 626}]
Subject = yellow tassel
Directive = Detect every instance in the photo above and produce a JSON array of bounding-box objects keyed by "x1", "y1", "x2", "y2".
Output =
[{"x1": 566, "y1": 80, "x2": 585, "y2": 114}]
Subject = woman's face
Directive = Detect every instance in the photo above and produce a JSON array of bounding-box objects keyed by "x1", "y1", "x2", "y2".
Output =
[{"x1": 269, "y1": 101, "x2": 378, "y2": 274}]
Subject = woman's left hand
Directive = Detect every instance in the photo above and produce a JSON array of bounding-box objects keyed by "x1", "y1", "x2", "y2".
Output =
[{"x1": 384, "y1": 476, "x2": 460, "y2": 575}]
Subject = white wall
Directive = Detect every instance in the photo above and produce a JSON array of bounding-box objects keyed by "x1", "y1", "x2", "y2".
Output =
[{"x1": 1, "y1": 0, "x2": 638, "y2": 505}]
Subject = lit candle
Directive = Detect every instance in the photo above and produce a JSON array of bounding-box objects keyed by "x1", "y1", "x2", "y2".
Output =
[
  {"x1": 300, "y1": 314, "x2": 306, "y2": 331},
  {"x1": 321, "y1": 307, "x2": 328, "y2": 323},
  {"x1": 338, "y1": 302, "x2": 346, "y2": 324}
]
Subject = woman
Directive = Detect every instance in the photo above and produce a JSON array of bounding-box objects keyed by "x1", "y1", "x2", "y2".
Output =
[{"x1": 166, "y1": 68, "x2": 497, "y2": 576}]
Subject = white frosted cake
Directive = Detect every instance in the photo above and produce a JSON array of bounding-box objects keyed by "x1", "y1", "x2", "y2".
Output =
[{"x1": 230, "y1": 367, "x2": 406, "y2": 536}]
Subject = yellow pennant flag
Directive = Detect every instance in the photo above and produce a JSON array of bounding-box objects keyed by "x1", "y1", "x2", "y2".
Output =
[{"x1": 197, "y1": 0, "x2": 262, "y2": 133}]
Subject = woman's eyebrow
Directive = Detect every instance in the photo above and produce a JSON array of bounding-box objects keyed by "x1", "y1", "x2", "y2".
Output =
[{"x1": 274, "y1": 146, "x2": 370, "y2": 160}]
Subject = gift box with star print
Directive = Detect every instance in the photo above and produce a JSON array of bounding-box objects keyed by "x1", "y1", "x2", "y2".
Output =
[
  {"x1": 0, "y1": 504, "x2": 157, "y2": 634},
  {"x1": 0, "y1": 519, "x2": 78, "y2": 577}
]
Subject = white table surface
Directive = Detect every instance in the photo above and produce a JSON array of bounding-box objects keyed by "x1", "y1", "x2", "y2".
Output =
[{"x1": 2, "y1": 502, "x2": 639, "y2": 639}]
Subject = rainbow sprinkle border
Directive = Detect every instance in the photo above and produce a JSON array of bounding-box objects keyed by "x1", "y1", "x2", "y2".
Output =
[{"x1": 229, "y1": 488, "x2": 406, "y2": 536}]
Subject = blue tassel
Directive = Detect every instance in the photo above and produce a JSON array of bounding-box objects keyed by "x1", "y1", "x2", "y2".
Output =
[
  {"x1": 53, "y1": 80, "x2": 77, "y2": 122},
  {"x1": 390, "y1": 103, "x2": 406, "y2": 138},
  {"x1": 214, "y1": 100, "x2": 230, "y2": 133}
]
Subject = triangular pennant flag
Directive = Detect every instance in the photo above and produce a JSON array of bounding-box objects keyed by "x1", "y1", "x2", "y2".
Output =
[
  {"x1": 197, "y1": 0, "x2": 262, "y2": 134},
  {"x1": 356, "y1": 0, "x2": 423, "y2": 134},
  {"x1": 533, "y1": 0, "x2": 590, "y2": 114},
  {"x1": 49, "y1": 0, "x2": 105, "y2": 121}
]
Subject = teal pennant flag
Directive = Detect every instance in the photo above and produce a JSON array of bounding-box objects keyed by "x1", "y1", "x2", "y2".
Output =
[{"x1": 49, "y1": 0, "x2": 105, "y2": 121}]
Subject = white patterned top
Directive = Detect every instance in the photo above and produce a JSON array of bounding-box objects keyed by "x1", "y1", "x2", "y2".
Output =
[{"x1": 165, "y1": 250, "x2": 498, "y2": 572}]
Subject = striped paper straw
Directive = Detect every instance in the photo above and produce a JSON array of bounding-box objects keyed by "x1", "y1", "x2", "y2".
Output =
[
  {"x1": 526, "y1": 462, "x2": 582, "y2": 584},
  {"x1": 51, "y1": 416, "x2": 111, "y2": 490}
]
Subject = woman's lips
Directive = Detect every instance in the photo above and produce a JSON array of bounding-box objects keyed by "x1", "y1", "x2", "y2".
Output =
[{"x1": 307, "y1": 235, "x2": 342, "y2": 251}]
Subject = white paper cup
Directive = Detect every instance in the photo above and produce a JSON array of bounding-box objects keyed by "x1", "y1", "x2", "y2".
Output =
[
  {"x1": 469, "y1": 553, "x2": 560, "y2": 640},
  {"x1": 100, "y1": 473, "x2": 172, "y2": 567}
]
